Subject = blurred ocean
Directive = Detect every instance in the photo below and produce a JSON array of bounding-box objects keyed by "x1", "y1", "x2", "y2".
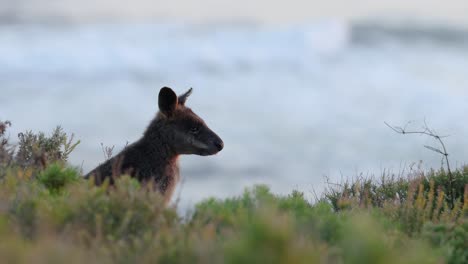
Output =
[{"x1": 1, "y1": 21, "x2": 467, "y2": 210}]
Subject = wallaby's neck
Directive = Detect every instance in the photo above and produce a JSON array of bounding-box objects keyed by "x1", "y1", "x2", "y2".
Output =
[
  {"x1": 141, "y1": 116, "x2": 177, "y2": 160},
  {"x1": 139, "y1": 117, "x2": 180, "y2": 201}
]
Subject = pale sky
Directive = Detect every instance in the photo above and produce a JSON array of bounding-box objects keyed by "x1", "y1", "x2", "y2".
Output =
[{"x1": 3, "y1": 0, "x2": 468, "y2": 26}]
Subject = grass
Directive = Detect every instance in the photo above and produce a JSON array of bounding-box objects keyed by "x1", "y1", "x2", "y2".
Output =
[
  {"x1": 0, "y1": 120, "x2": 467, "y2": 263},
  {"x1": 0, "y1": 166, "x2": 465, "y2": 264}
]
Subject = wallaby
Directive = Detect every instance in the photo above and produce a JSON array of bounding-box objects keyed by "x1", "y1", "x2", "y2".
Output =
[{"x1": 85, "y1": 87, "x2": 224, "y2": 203}]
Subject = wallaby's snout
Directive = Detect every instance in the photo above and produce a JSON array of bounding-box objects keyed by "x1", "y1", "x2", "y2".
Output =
[
  {"x1": 197, "y1": 126, "x2": 224, "y2": 156},
  {"x1": 214, "y1": 137, "x2": 224, "y2": 152}
]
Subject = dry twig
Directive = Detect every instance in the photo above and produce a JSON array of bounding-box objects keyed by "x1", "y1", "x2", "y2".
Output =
[{"x1": 384, "y1": 120, "x2": 455, "y2": 207}]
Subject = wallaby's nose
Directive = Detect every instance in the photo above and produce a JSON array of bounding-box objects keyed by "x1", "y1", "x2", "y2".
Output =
[{"x1": 214, "y1": 140, "x2": 224, "y2": 152}]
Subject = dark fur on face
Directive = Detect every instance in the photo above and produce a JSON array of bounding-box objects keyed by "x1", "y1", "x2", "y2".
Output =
[{"x1": 85, "y1": 87, "x2": 224, "y2": 204}]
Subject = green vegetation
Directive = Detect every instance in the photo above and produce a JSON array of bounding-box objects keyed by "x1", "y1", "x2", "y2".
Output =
[{"x1": 0, "y1": 120, "x2": 467, "y2": 263}]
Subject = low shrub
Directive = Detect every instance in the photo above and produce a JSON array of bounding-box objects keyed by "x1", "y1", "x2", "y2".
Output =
[
  {"x1": 37, "y1": 163, "x2": 80, "y2": 194},
  {"x1": 0, "y1": 122, "x2": 466, "y2": 263}
]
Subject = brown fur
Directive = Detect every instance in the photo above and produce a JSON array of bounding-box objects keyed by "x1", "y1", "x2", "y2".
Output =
[{"x1": 85, "y1": 87, "x2": 224, "y2": 204}]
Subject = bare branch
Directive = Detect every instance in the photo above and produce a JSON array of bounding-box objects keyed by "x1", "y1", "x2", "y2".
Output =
[
  {"x1": 424, "y1": 145, "x2": 445, "y2": 155},
  {"x1": 385, "y1": 120, "x2": 455, "y2": 208}
]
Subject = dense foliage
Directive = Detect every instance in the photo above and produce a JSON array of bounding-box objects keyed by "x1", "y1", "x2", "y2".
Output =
[{"x1": 0, "y1": 120, "x2": 466, "y2": 263}]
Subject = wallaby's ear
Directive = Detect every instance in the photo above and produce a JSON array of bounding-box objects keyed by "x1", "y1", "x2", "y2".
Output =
[
  {"x1": 178, "y1": 88, "x2": 193, "y2": 106},
  {"x1": 158, "y1": 87, "x2": 178, "y2": 116}
]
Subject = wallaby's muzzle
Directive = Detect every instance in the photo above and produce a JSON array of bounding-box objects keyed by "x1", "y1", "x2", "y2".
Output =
[{"x1": 200, "y1": 130, "x2": 224, "y2": 156}]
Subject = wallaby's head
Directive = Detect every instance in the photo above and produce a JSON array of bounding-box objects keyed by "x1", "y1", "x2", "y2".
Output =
[{"x1": 156, "y1": 87, "x2": 224, "y2": 156}]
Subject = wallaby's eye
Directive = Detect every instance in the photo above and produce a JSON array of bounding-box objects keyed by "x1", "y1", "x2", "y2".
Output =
[{"x1": 189, "y1": 127, "x2": 200, "y2": 134}]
